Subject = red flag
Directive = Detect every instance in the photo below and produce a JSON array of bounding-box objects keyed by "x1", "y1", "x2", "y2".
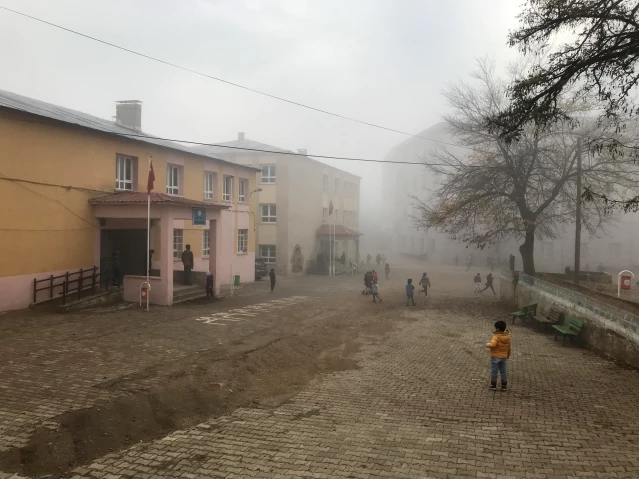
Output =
[{"x1": 147, "y1": 160, "x2": 155, "y2": 193}]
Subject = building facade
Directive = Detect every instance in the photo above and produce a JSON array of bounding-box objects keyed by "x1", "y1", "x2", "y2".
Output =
[
  {"x1": 0, "y1": 90, "x2": 258, "y2": 311},
  {"x1": 380, "y1": 122, "x2": 476, "y2": 262},
  {"x1": 195, "y1": 134, "x2": 361, "y2": 275}
]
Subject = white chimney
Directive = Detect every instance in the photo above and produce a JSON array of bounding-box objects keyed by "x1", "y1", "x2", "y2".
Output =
[
  {"x1": 238, "y1": 132, "x2": 245, "y2": 141},
  {"x1": 115, "y1": 101, "x2": 142, "y2": 131}
]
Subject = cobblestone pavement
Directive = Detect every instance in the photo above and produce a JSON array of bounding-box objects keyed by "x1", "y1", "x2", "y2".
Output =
[
  {"x1": 0, "y1": 276, "x2": 356, "y2": 452},
  {"x1": 66, "y1": 294, "x2": 639, "y2": 478},
  {"x1": 4, "y1": 268, "x2": 639, "y2": 478}
]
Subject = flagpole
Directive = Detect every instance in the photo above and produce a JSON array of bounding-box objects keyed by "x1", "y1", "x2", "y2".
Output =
[
  {"x1": 329, "y1": 202, "x2": 334, "y2": 276},
  {"x1": 146, "y1": 155, "x2": 151, "y2": 311},
  {"x1": 332, "y1": 208, "x2": 336, "y2": 277}
]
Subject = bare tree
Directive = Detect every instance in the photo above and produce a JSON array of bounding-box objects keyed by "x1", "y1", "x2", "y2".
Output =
[
  {"x1": 414, "y1": 60, "x2": 639, "y2": 274},
  {"x1": 494, "y1": 0, "x2": 639, "y2": 137}
]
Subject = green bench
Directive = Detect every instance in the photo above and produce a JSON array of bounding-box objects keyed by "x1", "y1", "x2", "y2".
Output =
[
  {"x1": 533, "y1": 306, "x2": 563, "y2": 330},
  {"x1": 552, "y1": 317, "x2": 584, "y2": 345},
  {"x1": 510, "y1": 303, "x2": 538, "y2": 324}
]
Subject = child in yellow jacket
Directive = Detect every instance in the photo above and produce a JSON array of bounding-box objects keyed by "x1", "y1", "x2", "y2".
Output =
[{"x1": 486, "y1": 320, "x2": 511, "y2": 391}]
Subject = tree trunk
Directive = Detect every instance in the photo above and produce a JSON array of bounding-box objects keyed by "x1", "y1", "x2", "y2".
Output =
[{"x1": 519, "y1": 227, "x2": 536, "y2": 274}]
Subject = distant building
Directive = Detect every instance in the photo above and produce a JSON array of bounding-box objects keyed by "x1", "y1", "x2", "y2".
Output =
[
  {"x1": 195, "y1": 134, "x2": 362, "y2": 275},
  {"x1": 381, "y1": 122, "x2": 480, "y2": 262},
  {"x1": 382, "y1": 121, "x2": 639, "y2": 275},
  {"x1": 0, "y1": 90, "x2": 258, "y2": 311}
]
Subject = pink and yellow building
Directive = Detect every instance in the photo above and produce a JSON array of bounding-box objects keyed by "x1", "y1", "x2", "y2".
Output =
[{"x1": 0, "y1": 90, "x2": 258, "y2": 311}]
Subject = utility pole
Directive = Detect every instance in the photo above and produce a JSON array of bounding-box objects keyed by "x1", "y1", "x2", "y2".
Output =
[{"x1": 574, "y1": 137, "x2": 582, "y2": 284}]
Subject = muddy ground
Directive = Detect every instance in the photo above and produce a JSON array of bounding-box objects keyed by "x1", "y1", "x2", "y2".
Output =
[{"x1": 0, "y1": 282, "x2": 404, "y2": 478}]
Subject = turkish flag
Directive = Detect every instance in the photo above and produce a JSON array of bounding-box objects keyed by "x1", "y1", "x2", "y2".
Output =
[{"x1": 147, "y1": 160, "x2": 155, "y2": 193}]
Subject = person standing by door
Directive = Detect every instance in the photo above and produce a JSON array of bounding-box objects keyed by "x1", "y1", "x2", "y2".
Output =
[
  {"x1": 112, "y1": 250, "x2": 121, "y2": 287},
  {"x1": 205, "y1": 271, "x2": 214, "y2": 299},
  {"x1": 181, "y1": 244, "x2": 194, "y2": 285},
  {"x1": 148, "y1": 249, "x2": 155, "y2": 275},
  {"x1": 269, "y1": 268, "x2": 276, "y2": 293}
]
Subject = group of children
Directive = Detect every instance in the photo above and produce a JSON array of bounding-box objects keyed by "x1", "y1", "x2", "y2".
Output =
[
  {"x1": 362, "y1": 268, "x2": 510, "y2": 390},
  {"x1": 362, "y1": 270, "x2": 382, "y2": 302},
  {"x1": 405, "y1": 273, "x2": 431, "y2": 306},
  {"x1": 362, "y1": 271, "x2": 432, "y2": 306},
  {"x1": 473, "y1": 272, "x2": 497, "y2": 295}
]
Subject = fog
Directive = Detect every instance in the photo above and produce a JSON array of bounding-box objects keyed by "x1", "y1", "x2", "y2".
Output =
[
  {"x1": 5, "y1": 0, "x2": 634, "y2": 275},
  {"x1": 0, "y1": 0, "x2": 519, "y2": 202}
]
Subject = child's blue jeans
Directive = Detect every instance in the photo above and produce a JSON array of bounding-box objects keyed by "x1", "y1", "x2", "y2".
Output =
[{"x1": 490, "y1": 357, "x2": 508, "y2": 382}]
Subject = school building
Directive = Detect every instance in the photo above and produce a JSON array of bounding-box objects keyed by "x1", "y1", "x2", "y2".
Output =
[
  {"x1": 195, "y1": 133, "x2": 362, "y2": 275},
  {"x1": 0, "y1": 89, "x2": 259, "y2": 311}
]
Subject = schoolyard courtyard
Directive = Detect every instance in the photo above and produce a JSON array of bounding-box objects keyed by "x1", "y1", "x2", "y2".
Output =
[{"x1": 0, "y1": 266, "x2": 638, "y2": 478}]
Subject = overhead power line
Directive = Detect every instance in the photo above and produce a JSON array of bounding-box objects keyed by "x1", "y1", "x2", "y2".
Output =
[
  {"x1": 0, "y1": 112, "x2": 489, "y2": 167},
  {"x1": 0, "y1": 4, "x2": 472, "y2": 151}
]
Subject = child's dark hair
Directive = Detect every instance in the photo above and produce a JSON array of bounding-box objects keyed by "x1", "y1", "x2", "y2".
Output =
[
  {"x1": 494, "y1": 320, "x2": 507, "y2": 332},
  {"x1": 407, "y1": 278, "x2": 412, "y2": 283}
]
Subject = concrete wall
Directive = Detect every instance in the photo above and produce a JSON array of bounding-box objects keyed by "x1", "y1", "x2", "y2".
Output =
[{"x1": 504, "y1": 272, "x2": 639, "y2": 368}]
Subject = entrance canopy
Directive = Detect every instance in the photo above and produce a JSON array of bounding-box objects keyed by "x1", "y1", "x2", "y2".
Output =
[
  {"x1": 89, "y1": 191, "x2": 229, "y2": 306},
  {"x1": 89, "y1": 191, "x2": 228, "y2": 219},
  {"x1": 316, "y1": 224, "x2": 363, "y2": 237}
]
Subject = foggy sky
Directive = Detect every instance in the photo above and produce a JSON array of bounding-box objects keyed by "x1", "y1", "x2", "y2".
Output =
[{"x1": 0, "y1": 0, "x2": 521, "y2": 197}]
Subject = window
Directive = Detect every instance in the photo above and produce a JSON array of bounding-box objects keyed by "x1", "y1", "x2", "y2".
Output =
[
  {"x1": 115, "y1": 155, "x2": 134, "y2": 190},
  {"x1": 334, "y1": 178, "x2": 339, "y2": 192},
  {"x1": 237, "y1": 229, "x2": 248, "y2": 254},
  {"x1": 238, "y1": 178, "x2": 248, "y2": 202},
  {"x1": 223, "y1": 175, "x2": 233, "y2": 201},
  {"x1": 323, "y1": 175, "x2": 328, "y2": 189},
  {"x1": 260, "y1": 245, "x2": 276, "y2": 263},
  {"x1": 322, "y1": 207, "x2": 327, "y2": 223},
  {"x1": 202, "y1": 230, "x2": 210, "y2": 257},
  {"x1": 261, "y1": 165, "x2": 276, "y2": 184},
  {"x1": 261, "y1": 204, "x2": 276, "y2": 223},
  {"x1": 204, "y1": 172, "x2": 216, "y2": 200},
  {"x1": 173, "y1": 229, "x2": 183, "y2": 259},
  {"x1": 167, "y1": 165, "x2": 180, "y2": 195}
]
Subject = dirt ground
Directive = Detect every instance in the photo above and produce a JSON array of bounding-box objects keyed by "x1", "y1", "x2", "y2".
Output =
[{"x1": 1, "y1": 262, "x2": 504, "y2": 478}]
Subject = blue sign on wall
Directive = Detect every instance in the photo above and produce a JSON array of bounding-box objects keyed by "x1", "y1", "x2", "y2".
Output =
[{"x1": 192, "y1": 207, "x2": 206, "y2": 226}]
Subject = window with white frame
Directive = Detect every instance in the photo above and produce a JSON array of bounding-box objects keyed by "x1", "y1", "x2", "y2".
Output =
[
  {"x1": 323, "y1": 175, "x2": 328, "y2": 189},
  {"x1": 260, "y1": 245, "x2": 276, "y2": 263},
  {"x1": 261, "y1": 204, "x2": 276, "y2": 223},
  {"x1": 202, "y1": 230, "x2": 210, "y2": 257},
  {"x1": 238, "y1": 178, "x2": 248, "y2": 202},
  {"x1": 167, "y1": 165, "x2": 180, "y2": 195},
  {"x1": 115, "y1": 155, "x2": 135, "y2": 190},
  {"x1": 204, "y1": 171, "x2": 216, "y2": 200},
  {"x1": 223, "y1": 175, "x2": 233, "y2": 201},
  {"x1": 237, "y1": 229, "x2": 248, "y2": 254},
  {"x1": 261, "y1": 165, "x2": 276, "y2": 184},
  {"x1": 173, "y1": 229, "x2": 183, "y2": 259},
  {"x1": 322, "y1": 207, "x2": 327, "y2": 223},
  {"x1": 334, "y1": 178, "x2": 339, "y2": 192}
]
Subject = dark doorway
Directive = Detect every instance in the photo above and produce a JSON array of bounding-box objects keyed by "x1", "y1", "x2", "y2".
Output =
[{"x1": 100, "y1": 229, "x2": 147, "y2": 281}]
